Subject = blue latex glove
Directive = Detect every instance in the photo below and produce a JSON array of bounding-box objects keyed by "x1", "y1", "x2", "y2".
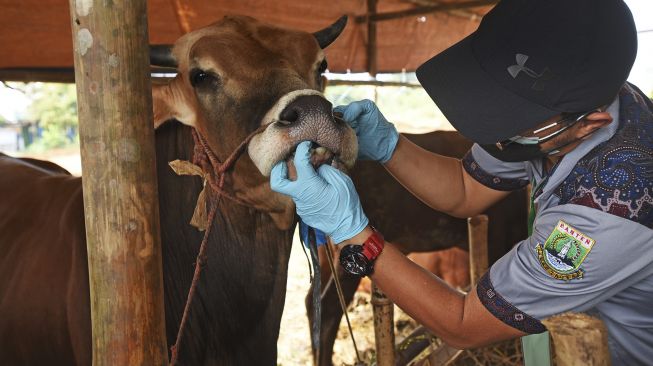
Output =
[
  {"x1": 333, "y1": 99, "x2": 399, "y2": 163},
  {"x1": 299, "y1": 220, "x2": 328, "y2": 247},
  {"x1": 270, "y1": 141, "x2": 369, "y2": 244}
]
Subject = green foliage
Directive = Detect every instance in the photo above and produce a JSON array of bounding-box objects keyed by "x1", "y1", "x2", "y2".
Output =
[{"x1": 25, "y1": 83, "x2": 78, "y2": 150}]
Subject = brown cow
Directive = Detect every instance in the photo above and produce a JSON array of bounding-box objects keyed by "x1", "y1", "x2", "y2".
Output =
[
  {"x1": 0, "y1": 15, "x2": 356, "y2": 365},
  {"x1": 307, "y1": 131, "x2": 528, "y2": 366}
]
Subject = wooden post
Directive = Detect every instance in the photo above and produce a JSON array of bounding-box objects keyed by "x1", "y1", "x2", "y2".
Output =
[
  {"x1": 372, "y1": 283, "x2": 396, "y2": 366},
  {"x1": 543, "y1": 313, "x2": 611, "y2": 366},
  {"x1": 393, "y1": 215, "x2": 490, "y2": 365},
  {"x1": 468, "y1": 215, "x2": 489, "y2": 287},
  {"x1": 68, "y1": 1, "x2": 168, "y2": 365},
  {"x1": 367, "y1": 0, "x2": 378, "y2": 77}
]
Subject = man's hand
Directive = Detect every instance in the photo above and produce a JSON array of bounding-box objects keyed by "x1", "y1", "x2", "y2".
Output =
[
  {"x1": 270, "y1": 141, "x2": 369, "y2": 244},
  {"x1": 334, "y1": 99, "x2": 399, "y2": 163}
]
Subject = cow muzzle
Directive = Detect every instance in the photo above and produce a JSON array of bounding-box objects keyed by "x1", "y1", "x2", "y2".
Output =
[{"x1": 248, "y1": 89, "x2": 358, "y2": 176}]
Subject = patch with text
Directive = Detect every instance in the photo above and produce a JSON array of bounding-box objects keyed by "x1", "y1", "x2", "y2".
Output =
[{"x1": 536, "y1": 220, "x2": 595, "y2": 281}]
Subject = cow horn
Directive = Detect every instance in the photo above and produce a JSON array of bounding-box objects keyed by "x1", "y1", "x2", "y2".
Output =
[
  {"x1": 313, "y1": 15, "x2": 348, "y2": 49},
  {"x1": 149, "y1": 45, "x2": 177, "y2": 68}
]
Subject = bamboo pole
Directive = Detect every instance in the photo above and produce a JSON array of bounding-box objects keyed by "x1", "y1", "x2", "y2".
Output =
[
  {"x1": 68, "y1": 1, "x2": 168, "y2": 365},
  {"x1": 372, "y1": 283, "x2": 396, "y2": 366},
  {"x1": 423, "y1": 215, "x2": 489, "y2": 365},
  {"x1": 468, "y1": 215, "x2": 489, "y2": 287}
]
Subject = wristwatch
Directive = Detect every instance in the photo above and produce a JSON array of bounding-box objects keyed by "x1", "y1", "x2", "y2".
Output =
[{"x1": 339, "y1": 227, "x2": 385, "y2": 277}]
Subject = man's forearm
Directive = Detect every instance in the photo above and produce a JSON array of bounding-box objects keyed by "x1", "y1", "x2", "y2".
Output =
[
  {"x1": 383, "y1": 135, "x2": 469, "y2": 216},
  {"x1": 344, "y1": 227, "x2": 467, "y2": 345},
  {"x1": 344, "y1": 227, "x2": 524, "y2": 348},
  {"x1": 383, "y1": 135, "x2": 510, "y2": 218},
  {"x1": 370, "y1": 242, "x2": 470, "y2": 346}
]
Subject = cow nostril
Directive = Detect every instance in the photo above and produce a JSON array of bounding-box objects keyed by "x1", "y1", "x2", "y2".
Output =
[{"x1": 279, "y1": 107, "x2": 299, "y2": 125}]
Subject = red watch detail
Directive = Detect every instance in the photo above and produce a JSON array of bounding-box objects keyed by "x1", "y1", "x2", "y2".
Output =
[{"x1": 361, "y1": 228, "x2": 384, "y2": 261}]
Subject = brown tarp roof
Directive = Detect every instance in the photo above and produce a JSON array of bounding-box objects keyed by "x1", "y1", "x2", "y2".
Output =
[{"x1": 0, "y1": 0, "x2": 494, "y2": 76}]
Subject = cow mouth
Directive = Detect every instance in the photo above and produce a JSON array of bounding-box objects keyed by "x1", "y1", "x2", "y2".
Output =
[{"x1": 284, "y1": 142, "x2": 345, "y2": 180}]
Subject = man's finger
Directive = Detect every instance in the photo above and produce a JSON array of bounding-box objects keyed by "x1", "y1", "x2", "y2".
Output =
[
  {"x1": 319, "y1": 164, "x2": 358, "y2": 191},
  {"x1": 333, "y1": 105, "x2": 346, "y2": 115},
  {"x1": 293, "y1": 141, "x2": 317, "y2": 179},
  {"x1": 334, "y1": 105, "x2": 359, "y2": 129},
  {"x1": 342, "y1": 99, "x2": 375, "y2": 125},
  {"x1": 270, "y1": 161, "x2": 295, "y2": 195}
]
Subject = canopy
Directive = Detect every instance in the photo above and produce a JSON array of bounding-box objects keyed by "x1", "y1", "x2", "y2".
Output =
[{"x1": 0, "y1": 0, "x2": 494, "y2": 80}]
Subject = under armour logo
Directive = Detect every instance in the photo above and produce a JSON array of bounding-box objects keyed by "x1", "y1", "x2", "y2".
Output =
[
  {"x1": 508, "y1": 54, "x2": 544, "y2": 78},
  {"x1": 507, "y1": 54, "x2": 554, "y2": 91}
]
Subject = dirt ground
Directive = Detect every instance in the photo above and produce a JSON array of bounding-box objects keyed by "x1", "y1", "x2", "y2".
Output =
[
  {"x1": 277, "y1": 232, "x2": 523, "y2": 366},
  {"x1": 277, "y1": 232, "x2": 424, "y2": 366}
]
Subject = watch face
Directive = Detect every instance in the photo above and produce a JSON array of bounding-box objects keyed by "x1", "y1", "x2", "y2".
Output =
[{"x1": 340, "y1": 245, "x2": 370, "y2": 276}]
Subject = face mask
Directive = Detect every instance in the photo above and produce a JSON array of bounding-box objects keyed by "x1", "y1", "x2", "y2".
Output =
[
  {"x1": 479, "y1": 142, "x2": 548, "y2": 162},
  {"x1": 479, "y1": 109, "x2": 602, "y2": 162},
  {"x1": 479, "y1": 127, "x2": 599, "y2": 162}
]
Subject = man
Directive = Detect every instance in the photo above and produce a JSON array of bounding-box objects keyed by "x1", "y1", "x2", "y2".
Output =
[{"x1": 271, "y1": 0, "x2": 653, "y2": 364}]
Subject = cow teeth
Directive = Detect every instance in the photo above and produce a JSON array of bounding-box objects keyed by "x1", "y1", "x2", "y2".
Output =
[{"x1": 315, "y1": 147, "x2": 328, "y2": 156}]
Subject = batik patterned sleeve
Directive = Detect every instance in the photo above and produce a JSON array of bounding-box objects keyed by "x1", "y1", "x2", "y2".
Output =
[
  {"x1": 477, "y1": 203, "x2": 653, "y2": 334},
  {"x1": 462, "y1": 144, "x2": 530, "y2": 191}
]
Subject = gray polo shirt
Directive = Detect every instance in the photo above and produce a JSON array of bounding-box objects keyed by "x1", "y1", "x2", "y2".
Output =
[{"x1": 462, "y1": 83, "x2": 653, "y2": 365}]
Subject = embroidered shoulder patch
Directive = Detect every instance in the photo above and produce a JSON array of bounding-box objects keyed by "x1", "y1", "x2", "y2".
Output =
[{"x1": 536, "y1": 220, "x2": 595, "y2": 281}]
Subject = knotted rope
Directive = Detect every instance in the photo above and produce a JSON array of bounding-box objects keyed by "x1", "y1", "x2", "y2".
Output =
[{"x1": 169, "y1": 125, "x2": 266, "y2": 365}]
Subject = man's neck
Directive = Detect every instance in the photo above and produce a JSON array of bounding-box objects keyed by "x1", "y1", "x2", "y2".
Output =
[{"x1": 544, "y1": 156, "x2": 561, "y2": 174}]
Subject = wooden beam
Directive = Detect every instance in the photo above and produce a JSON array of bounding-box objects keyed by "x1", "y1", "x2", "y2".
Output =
[
  {"x1": 543, "y1": 313, "x2": 611, "y2": 366},
  {"x1": 67, "y1": 1, "x2": 168, "y2": 364},
  {"x1": 0, "y1": 67, "x2": 178, "y2": 83},
  {"x1": 355, "y1": 0, "x2": 498, "y2": 23},
  {"x1": 326, "y1": 79, "x2": 421, "y2": 88},
  {"x1": 468, "y1": 215, "x2": 489, "y2": 287},
  {"x1": 371, "y1": 283, "x2": 396, "y2": 366},
  {"x1": 403, "y1": 0, "x2": 484, "y2": 21},
  {"x1": 367, "y1": 0, "x2": 378, "y2": 77},
  {"x1": 169, "y1": 0, "x2": 192, "y2": 34},
  {"x1": 0, "y1": 68, "x2": 75, "y2": 83}
]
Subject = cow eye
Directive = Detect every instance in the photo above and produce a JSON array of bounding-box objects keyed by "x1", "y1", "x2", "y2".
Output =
[{"x1": 189, "y1": 68, "x2": 220, "y2": 89}]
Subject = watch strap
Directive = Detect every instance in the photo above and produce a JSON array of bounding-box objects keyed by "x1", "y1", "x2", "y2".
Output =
[{"x1": 361, "y1": 228, "x2": 384, "y2": 261}]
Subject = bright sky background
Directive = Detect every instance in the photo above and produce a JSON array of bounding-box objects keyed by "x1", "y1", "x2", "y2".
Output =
[{"x1": 1, "y1": 0, "x2": 652, "y2": 122}]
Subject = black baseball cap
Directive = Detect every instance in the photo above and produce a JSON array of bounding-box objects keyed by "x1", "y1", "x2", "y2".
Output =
[{"x1": 416, "y1": 0, "x2": 637, "y2": 145}]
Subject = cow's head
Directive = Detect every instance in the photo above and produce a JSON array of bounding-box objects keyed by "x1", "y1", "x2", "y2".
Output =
[{"x1": 151, "y1": 15, "x2": 356, "y2": 229}]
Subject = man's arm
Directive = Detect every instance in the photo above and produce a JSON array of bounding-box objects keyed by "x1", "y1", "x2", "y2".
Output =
[
  {"x1": 345, "y1": 226, "x2": 525, "y2": 348},
  {"x1": 383, "y1": 135, "x2": 511, "y2": 218}
]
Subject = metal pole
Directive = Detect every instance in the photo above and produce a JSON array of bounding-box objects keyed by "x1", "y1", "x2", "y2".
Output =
[{"x1": 68, "y1": 1, "x2": 168, "y2": 364}]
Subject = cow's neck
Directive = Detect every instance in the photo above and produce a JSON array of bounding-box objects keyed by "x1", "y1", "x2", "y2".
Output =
[{"x1": 155, "y1": 121, "x2": 294, "y2": 365}]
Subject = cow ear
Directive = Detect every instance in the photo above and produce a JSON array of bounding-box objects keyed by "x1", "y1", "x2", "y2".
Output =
[{"x1": 152, "y1": 81, "x2": 195, "y2": 128}]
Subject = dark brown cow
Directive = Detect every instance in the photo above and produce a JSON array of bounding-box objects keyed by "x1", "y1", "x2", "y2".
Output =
[
  {"x1": 0, "y1": 15, "x2": 356, "y2": 365},
  {"x1": 0, "y1": 153, "x2": 89, "y2": 365},
  {"x1": 308, "y1": 131, "x2": 528, "y2": 366}
]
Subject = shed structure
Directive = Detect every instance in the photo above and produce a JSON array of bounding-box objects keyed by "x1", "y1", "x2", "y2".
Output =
[
  {"x1": 1, "y1": 0, "x2": 496, "y2": 82},
  {"x1": 0, "y1": 1, "x2": 497, "y2": 364}
]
